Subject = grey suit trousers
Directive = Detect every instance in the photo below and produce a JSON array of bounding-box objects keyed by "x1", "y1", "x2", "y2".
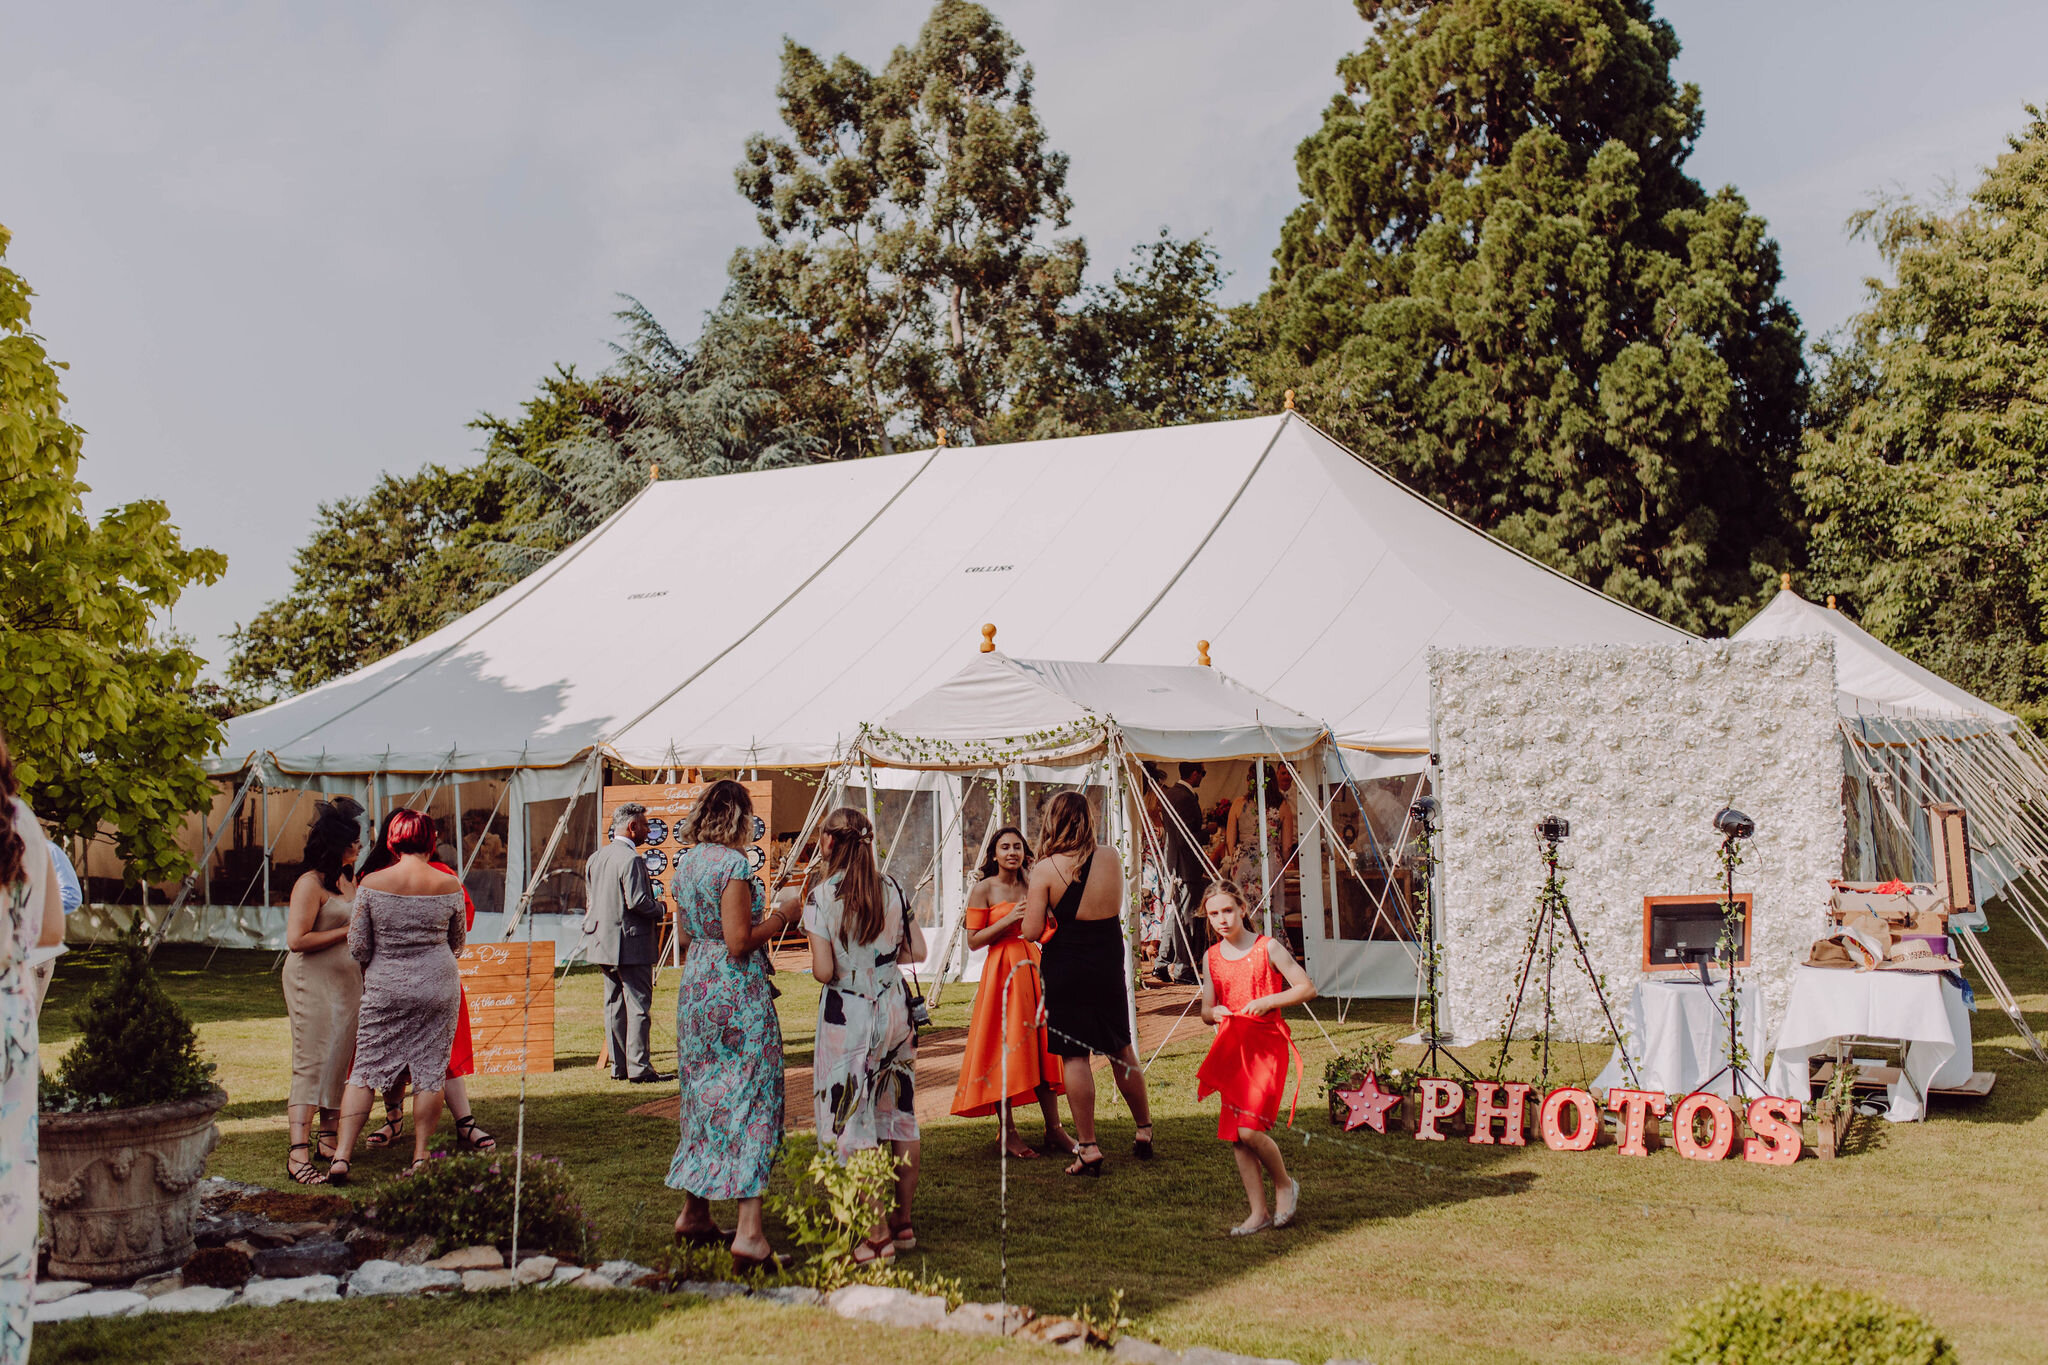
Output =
[{"x1": 601, "y1": 962, "x2": 655, "y2": 1079}]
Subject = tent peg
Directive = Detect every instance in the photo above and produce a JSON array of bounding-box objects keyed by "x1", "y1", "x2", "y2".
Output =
[
  {"x1": 980, "y1": 623, "x2": 997, "y2": 654},
  {"x1": 1283, "y1": 388, "x2": 1295, "y2": 412},
  {"x1": 1781, "y1": 572, "x2": 1793, "y2": 593},
  {"x1": 1828, "y1": 594, "x2": 1837, "y2": 610},
  {"x1": 937, "y1": 426, "x2": 948, "y2": 448},
  {"x1": 1197, "y1": 639, "x2": 1212, "y2": 667}
]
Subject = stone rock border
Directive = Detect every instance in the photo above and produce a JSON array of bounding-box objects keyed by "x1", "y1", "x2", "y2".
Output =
[{"x1": 33, "y1": 1178, "x2": 1374, "y2": 1364}]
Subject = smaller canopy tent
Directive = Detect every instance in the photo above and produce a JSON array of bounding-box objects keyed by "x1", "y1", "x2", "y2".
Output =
[
  {"x1": 1736, "y1": 587, "x2": 2048, "y2": 1055},
  {"x1": 857, "y1": 653, "x2": 1328, "y2": 768},
  {"x1": 1737, "y1": 588, "x2": 2017, "y2": 723},
  {"x1": 848, "y1": 655, "x2": 1412, "y2": 1003}
]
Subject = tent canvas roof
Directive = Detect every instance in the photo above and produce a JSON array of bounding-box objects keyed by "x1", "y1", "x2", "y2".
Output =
[
  {"x1": 859, "y1": 654, "x2": 1328, "y2": 766},
  {"x1": 1733, "y1": 589, "x2": 2016, "y2": 724},
  {"x1": 217, "y1": 413, "x2": 1689, "y2": 776}
]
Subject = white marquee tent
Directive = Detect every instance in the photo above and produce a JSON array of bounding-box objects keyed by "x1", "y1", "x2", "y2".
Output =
[
  {"x1": 199, "y1": 411, "x2": 1689, "y2": 953},
  {"x1": 1736, "y1": 586, "x2": 2048, "y2": 1055}
]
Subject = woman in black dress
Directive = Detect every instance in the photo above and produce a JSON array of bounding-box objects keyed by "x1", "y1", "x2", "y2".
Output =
[{"x1": 1021, "y1": 791, "x2": 1154, "y2": 1176}]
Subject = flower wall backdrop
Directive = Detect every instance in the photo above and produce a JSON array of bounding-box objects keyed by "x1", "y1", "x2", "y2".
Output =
[{"x1": 1429, "y1": 641, "x2": 1841, "y2": 1045}]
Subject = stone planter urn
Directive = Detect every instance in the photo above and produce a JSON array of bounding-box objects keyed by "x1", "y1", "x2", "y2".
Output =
[{"x1": 39, "y1": 1087, "x2": 227, "y2": 1282}]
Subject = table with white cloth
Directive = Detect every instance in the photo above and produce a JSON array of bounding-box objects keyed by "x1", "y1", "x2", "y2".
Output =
[
  {"x1": 1762, "y1": 965, "x2": 1974, "y2": 1122},
  {"x1": 1591, "y1": 974, "x2": 1764, "y2": 1098}
]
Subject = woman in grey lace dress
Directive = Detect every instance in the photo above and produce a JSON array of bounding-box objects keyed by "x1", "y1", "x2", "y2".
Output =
[{"x1": 327, "y1": 809, "x2": 466, "y2": 1181}]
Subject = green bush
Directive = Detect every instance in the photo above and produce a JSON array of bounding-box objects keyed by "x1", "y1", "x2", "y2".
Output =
[
  {"x1": 41, "y1": 926, "x2": 216, "y2": 1112},
  {"x1": 1665, "y1": 1282, "x2": 1958, "y2": 1365},
  {"x1": 370, "y1": 1153, "x2": 596, "y2": 1261}
]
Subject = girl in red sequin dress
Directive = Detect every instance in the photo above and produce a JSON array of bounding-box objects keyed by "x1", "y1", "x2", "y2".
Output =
[{"x1": 1196, "y1": 881, "x2": 1315, "y2": 1235}]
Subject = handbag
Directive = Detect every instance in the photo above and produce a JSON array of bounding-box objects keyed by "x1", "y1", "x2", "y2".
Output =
[{"x1": 891, "y1": 876, "x2": 931, "y2": 1033}]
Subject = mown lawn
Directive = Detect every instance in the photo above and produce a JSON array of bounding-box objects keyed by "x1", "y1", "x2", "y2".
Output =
[{"x1": 32, "y1": 903, "x2": 2048, "y2": 1364}]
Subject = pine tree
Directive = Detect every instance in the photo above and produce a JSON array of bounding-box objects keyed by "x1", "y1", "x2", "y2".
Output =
[
  {"x1": 1245, "y1": 0, "x2": 1806, "y2": 633},
  {"x1": 46, "y1": 927, "x2": 216, "y2": 1111}
]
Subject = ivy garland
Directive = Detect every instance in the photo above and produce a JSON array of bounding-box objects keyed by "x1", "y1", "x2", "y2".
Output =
[{"x1": 855, "y1": 717, "x2": 1108, "y2": 772}]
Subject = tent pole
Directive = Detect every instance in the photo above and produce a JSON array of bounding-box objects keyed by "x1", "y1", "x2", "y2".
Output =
[
  {"x1": 1111, "y1": 735, "x2": 1140, "y2": 1054},
  {"x1": 260, "y1": 778, "x2": 271, "y2": 912},
  {"x1": 1254, "y1": 757, "x2": 1273, "y2": 936}
]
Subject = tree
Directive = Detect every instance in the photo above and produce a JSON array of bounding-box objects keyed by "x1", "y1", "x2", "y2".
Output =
[
  {"x1": 734, "y1": 0, "x2": 1082, "y2": 448},
  {"x1": 0, "y1": 224, "x2": 227, "y2": 882},
  {"x1": 1798, "y1": 109, "x2": 2048, "y2": 721},
  {"x1": 995, "y1": 230, "x2": 1246, "y2": 442},
  {"x1": 223, "y1": 462, "x2": 517, "y2": 699},
  {"x1": 1245, "y1": 0, "x2": 1806, "y2": 634}
]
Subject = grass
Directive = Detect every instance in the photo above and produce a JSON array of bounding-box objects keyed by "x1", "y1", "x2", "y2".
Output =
[{"x1": 31, "y1": 902, "x2": 2048, "y2": 1364}]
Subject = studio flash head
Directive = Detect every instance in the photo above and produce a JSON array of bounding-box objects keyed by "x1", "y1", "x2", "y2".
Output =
[
  {"x1": 1534, "y1": 814, "x2": 1570, "y2": 843},
  {"x1": 1713, "y1": 807, "x2": 1756, "y2": 841},
  {"x1": 1410, "y1": 795, "x2": 1440, "y2": 826}
]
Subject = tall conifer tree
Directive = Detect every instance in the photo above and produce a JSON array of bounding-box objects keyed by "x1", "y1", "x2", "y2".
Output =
[{"x1": 1246, "y1": 0, "x2": 1805, "y2": 633}]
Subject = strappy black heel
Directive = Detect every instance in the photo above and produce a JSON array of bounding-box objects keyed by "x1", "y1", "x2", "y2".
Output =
[
  {"x1": 455, "y1": 1114, "x2": 496, "y2": 1152},
  {"x1": 286, "y1": 1142, "x2": 327, "y2": 1185},
  {"x1": 365, "y1": 1109, "x2": 404, "y2": 1149},
  {"x1": 326, "y1": 1157, "x2": 352, "y2": 1186},
  {"x1": 1065, "y1": 1143, "x2": 1104, "y2": 1177},
  {"x1": 1133, "y1": 1126, "x2": 1155, "y2": 1161}
]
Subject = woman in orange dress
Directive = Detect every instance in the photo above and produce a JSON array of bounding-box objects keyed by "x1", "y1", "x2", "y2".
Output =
[{"x1": 950, "y1": 827, "x2": 1073, "y2": 1159}]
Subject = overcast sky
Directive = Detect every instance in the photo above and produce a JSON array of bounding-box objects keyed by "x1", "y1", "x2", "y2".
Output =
[{"x1": 5, "y1": 0, "x2": 2046, "y2": 675}]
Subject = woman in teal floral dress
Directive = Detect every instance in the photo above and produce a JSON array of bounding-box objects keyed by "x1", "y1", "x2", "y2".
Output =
[
  {"x1": 666, "y1": 780, "x2": 790, "y2": 1270},
  {"x1": 1, "y1": 733, "x2": 60, "y2": 1365}
]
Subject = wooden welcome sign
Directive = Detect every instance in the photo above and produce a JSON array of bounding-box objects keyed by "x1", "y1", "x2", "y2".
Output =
[
  {"x1": 1334, "y1": 1074, "x2": 1803, "y2": 1164},
  {"x1": 458, "y1": 940, "x2": 556, "y2": 1074}
]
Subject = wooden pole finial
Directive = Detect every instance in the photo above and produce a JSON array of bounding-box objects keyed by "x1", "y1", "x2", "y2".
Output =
[
  {"x1": 649, "y1": 462, "x2": 660, "y2": 483},
  {"x1": 980, "y1": 623, "x2": 997, "y2": 653},
  {"x1": 1283, "y1": 389, "x2": 1295, "y2": 412},
  {"x1": 937, "y1": 427, "x2": 948, "y2": 448},
  {"x1": 1197, "y1": 640, "x2": 1212, "y2": 667},
  {"x1": 1827, "y1": 595, "x2": 1837, "y2": 610},
  {"x1": 1780, "y1": 572, "x2": 1793, "y2": 593}
]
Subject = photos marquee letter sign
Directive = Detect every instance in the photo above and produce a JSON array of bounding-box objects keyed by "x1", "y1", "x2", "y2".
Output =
[{"x1": 1343, "y1": 1074, "x2": 1804, "y2": 1165}]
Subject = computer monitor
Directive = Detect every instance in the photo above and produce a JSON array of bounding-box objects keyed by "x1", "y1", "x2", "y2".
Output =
[{"x1": 1642, "y1": 894, "x2": 1752, "y2": 973}]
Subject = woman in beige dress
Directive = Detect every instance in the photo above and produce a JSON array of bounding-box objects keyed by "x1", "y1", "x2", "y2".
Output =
[{"x1": 282, "y1": 798, "x2": 364, "y2": 1185}]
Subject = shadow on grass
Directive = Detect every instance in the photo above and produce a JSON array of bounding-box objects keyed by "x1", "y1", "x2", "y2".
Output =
[
  {"x1": 40, "y1": 944, "x2": 287, "y2": 1046},
  {"x1": 29, "y1": 1260, "x2": 693, "y2": 1364}
]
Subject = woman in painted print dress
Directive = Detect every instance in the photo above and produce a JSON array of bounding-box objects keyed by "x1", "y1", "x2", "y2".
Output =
[{"x1": 667, "y1": 780, "x2": 791, "y2": 1272}]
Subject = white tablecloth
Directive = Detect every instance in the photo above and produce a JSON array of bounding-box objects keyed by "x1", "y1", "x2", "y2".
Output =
[
  {"x1": 1592, "y1": 975, "x2": 1764, "y2": 1098},
  {"x1": 1763, "y1": 966, "x2": 1973, "y2": 1122}
]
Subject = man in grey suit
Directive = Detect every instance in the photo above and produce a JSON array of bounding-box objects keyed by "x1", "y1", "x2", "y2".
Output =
[{"x1": 583, "y1": 803, "x2": 669, "y2": 1083}]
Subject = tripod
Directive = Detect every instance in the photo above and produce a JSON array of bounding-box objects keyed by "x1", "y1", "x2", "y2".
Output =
[
  {"x1": 1493, "y1": 824, "x2": 1639, "y2": 1091},
  {"x1": 1692, "y1": 831, "x2": 1765, "y2": 1098},
  {"x1": 1411, "y1": 807, "x2": 1473, "y2": 1079}
]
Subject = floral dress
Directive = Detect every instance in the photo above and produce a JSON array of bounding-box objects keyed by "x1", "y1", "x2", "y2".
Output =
[
  {"x1": 1, "y1": 800, "x2": 50, "y2": 1364},
  {"x1": 803, "y1": 875, "x2": 918, "y2": 1158},
  {"x1": 667, "y1": 843, "x2": 783, "y2": 1200}
]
